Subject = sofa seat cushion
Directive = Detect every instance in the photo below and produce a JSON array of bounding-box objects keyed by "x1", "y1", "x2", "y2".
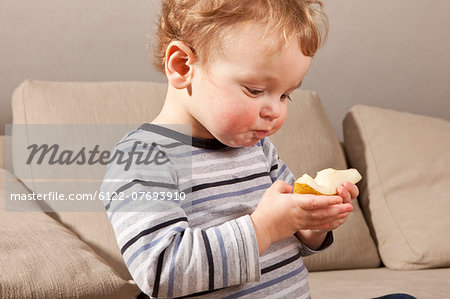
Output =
[
  {"x1": 0, "y1": 169, "x2": 141, "y2": 299},
  {"x1": 309, "y1": 267, "x2": 450, "y2": 299},
  {"x1": 343, "y1": 105, "x2": 450, "y2": 269}
]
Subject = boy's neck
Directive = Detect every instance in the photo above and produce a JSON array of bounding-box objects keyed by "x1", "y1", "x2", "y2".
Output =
[{"x1": 152, "y1": 85, "x2": 214, "y2": 139}]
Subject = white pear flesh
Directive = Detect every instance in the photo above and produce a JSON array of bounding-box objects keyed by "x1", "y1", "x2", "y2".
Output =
[{"x1": 294, "y1": 168, "x2": 362, "y2": 195}]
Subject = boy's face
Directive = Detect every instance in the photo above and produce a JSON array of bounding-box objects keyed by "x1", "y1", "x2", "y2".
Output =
[{"x1": 187, "y1": 22, "x2": 312, "y2": 147}]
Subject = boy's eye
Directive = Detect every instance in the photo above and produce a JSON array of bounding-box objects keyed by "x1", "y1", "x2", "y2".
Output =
[
  {"x1": 243, "y1": 86, "x2": 292, "y2": 101},
  {"x1": 244, "y1": 86, "x2": 264, "y2": 96},
  {"x1": 281, "y1": 94, "x2": 292, "y2": 102}
]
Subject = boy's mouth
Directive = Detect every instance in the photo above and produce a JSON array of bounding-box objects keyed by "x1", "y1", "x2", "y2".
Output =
[{"x1": 253, "y1": 130, "x2": 269, "y2": 138}]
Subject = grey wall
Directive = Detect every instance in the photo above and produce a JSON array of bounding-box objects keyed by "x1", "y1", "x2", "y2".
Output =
[
  {"x1": 1, "y1": 0, "x2": 449, "y2": 140},
  {"x1": 306, "y1": 0, "x2": 450, "y2": 140}
]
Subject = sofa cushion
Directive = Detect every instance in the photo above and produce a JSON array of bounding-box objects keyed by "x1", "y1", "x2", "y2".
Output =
[
  {"x1": 343, "y1": 105, "x2": 450, "y2": 269},
  {"x1": 11, "y1": 80, "x2": 168, "y2": 282},
  {"x1": 0, "y1": 169, "x2": 141, "y2": 298},
  {"x1": 309, "y1": 267, "x2": 450, "y2": 299},
  {"x1": 270, "y1": 90, "x2": 380, "y2": 271},
  {"x1": 0, "y1": 135, "x2": 4, "y2": 169},
  {"x1": 12, "y1": 79, "x2": 166, "y2": 125}
]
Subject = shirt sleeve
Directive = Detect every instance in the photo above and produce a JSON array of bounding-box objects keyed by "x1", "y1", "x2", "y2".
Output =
[
  {"x1": 297, "y1": 230, "x2": 334, "y2": 256},
  {"x1": 261, "y1": 137, "x2": 334, "y2": 255},
  {"x1": 101, "y1": 136, "x2": 260, "y2": 298}
]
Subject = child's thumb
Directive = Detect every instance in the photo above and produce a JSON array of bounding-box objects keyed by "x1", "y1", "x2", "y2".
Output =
[{"x1": 271, "y1": 180, "x2": 293, "y2": 194}]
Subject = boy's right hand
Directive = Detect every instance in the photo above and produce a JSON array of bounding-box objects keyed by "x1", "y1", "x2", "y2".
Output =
[{"x1": 250, "y1": 180, "x2": 353, "y2": 255}]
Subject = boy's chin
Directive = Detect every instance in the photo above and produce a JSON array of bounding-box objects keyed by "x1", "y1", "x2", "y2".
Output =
[{"x1": 220, "y1": 137, "x2": 265, "y2": 148}]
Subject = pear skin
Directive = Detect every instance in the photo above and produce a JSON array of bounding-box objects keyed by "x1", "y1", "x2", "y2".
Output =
[{"x1": 293, "y1": 183, "x2": 328, "y2": 195}]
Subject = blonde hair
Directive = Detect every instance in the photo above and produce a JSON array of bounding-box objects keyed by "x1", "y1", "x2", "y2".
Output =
[{"x1": 149, "y1": 0, "x2": 328, "y2": 73}]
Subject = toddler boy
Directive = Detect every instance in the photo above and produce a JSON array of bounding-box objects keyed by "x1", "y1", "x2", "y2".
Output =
[{"x1": 101, "y1": 0, "x2": 358, "y2": 297}]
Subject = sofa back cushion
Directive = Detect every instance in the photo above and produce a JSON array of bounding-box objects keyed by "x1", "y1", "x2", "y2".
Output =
[
  {"x1": 344, "y1": 105, "x2": 450, "y2": 269},
  {"x1": 10, "y1": 80, "x2": 379, "y2": 274},
  {"x1": 270, "y1": 90, "x2": 380, "y2": 270},
  {"x1": 12, "y1": 79, "x2": 166, "y2": 125}
]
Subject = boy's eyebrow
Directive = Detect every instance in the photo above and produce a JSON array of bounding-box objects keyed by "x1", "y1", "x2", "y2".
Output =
[
  {"x1": 294, "y1": 80, "x2": 303, "y2": 89},
  {"x1": 287, "y1": 80, "x2": 303, "y2": 92},
  {"x1": 244, "y1": 74, "x2": 303, "y2": 90}
]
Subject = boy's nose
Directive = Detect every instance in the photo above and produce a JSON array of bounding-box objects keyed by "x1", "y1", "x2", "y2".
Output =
[{"x1": 259, "y1": 100, "x2": 281, "y2": 120}]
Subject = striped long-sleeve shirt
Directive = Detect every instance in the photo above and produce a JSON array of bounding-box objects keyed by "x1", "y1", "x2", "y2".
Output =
[{"x1": 101, "y1": 123, "x2": 333, "y2": 298}]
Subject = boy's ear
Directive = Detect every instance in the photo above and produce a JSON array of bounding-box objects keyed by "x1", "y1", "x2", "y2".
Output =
[{"x1": 165, "y1": 41, "x2": 196, "y2": 89}]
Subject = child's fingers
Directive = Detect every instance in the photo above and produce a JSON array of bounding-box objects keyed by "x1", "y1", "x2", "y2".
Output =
[
  {"x1": 313, "y1": 216, "x2": 348, "y2": 231},
  {"x1": 296, "y1": 195, "x2": 343, "y2": 210},
  {"x1": 311, "y1": 211, "x2": 351, "y2": 230},
  {"x1": 271, "y1": 180, "x2": 293, "y2": 194},
  {"x1": 343, "y1": 182, "x2": 359, "y2": 199},
  {"x1": 308, "y1": 204, "x2": 353, "y2": 220},
  {"x1": 307, "y1": 216, "x2": 345, "y2": 229},
  {"x1": 337, "y1": 186, "x2": 352, "y2": 204}
]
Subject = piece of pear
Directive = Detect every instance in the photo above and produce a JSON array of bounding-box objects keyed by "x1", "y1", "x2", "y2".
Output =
[{"x1": 293, "y1": 168, "x2": 362, "y2": 195}]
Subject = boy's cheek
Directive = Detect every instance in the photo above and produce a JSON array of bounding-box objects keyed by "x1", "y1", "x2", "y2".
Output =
[
  {"x1": 269, "y1": 115, "x2": 287, "y2": 134},
  {"x1": 224, "y1": 106, "x2": 257, "y2": 126}
]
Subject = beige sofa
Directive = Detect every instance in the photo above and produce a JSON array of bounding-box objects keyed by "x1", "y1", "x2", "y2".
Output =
[{"x1": 1, "y1": 80, "x2": 449, "y2": 298}]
